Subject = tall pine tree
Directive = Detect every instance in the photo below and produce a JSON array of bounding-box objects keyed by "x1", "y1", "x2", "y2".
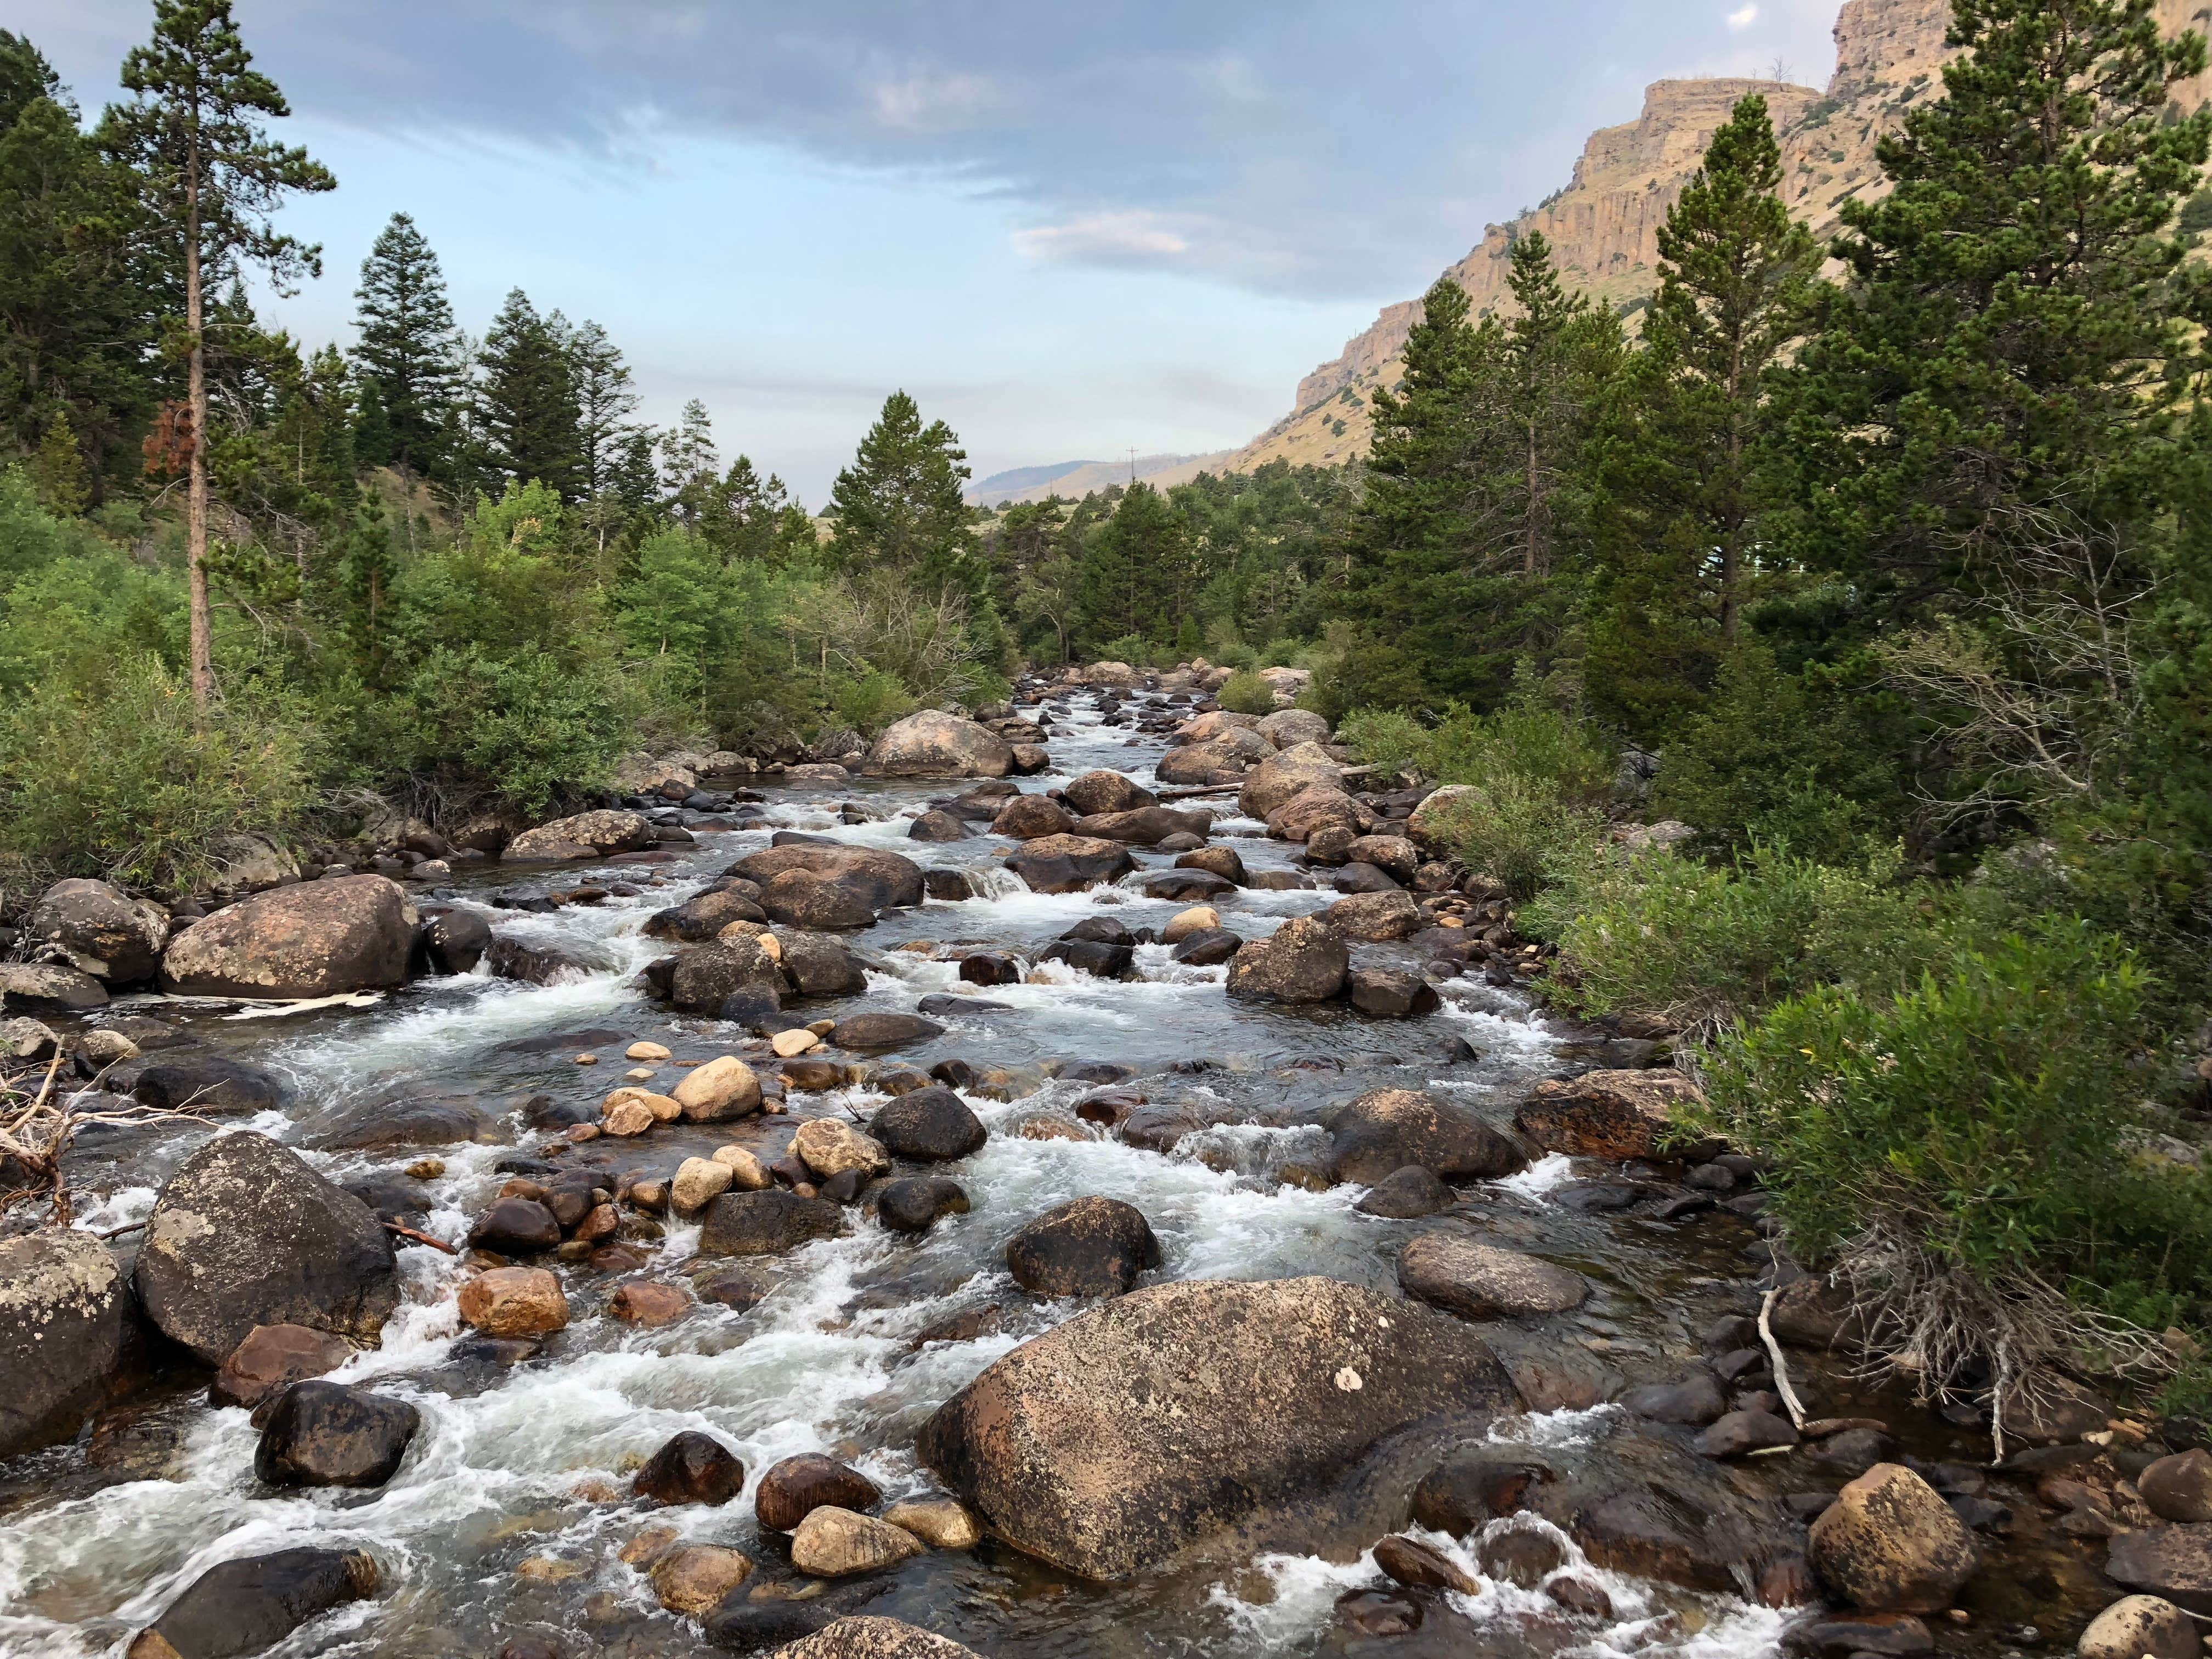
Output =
[
  {"x1": 826, "y1": 391, "x2": 974, "y2": 597},
  {"x1": 474, "y1": 287, "x2": 583, "y2": 500},
  {"x1": 351, "y1": 211, "x2": 457, "y2": 477}
]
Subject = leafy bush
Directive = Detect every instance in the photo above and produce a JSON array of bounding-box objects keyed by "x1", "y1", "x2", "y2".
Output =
[
  {"x1": 0, "y1": 659, "x2": 322, "y2": 900},
  {"x1": 1216, "y1": 669, "x2": 1277, "y2": 715},
  {"x1": 1405, "y1": 775, "x2": 1605, "y2": 902},
  {"x1": 1525, "y1": 839, "x2": 1930, "y2": 1031}
]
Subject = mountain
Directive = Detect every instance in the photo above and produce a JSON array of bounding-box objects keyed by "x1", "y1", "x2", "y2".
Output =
[
  {"x1": 1225, "y1": 0, "x2": 2212, "y2": 475},
  {"x1": 967, "y1": 450, "x2": 1234, "y2": 507}
]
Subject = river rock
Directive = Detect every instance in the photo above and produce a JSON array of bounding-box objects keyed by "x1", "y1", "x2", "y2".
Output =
[
  {"x1": 0, "y1": 962, "x2": 107, "y2": 1012},
  {"x1": 1239, "y1": 742, "x2": 1345, "y2": 819},
  {"x1": 864, "y1": 711, "x2": 1013, "y2": 778},
  {"x1": 254, "y1": 1380, "x2": 419, "y2": 1488},
  {"x1": 1515, "y1": 1069, "x2": 1703, "y2": 1159},
  {"x1": 468, "y1": 1197, "x2": 561, "y2": 1254},
  {"x1": 1808, "y1": 1464, "x2": 1980, "y2": 1612},
  {"x1": 673, "y1": 1054, "x2": 764, "y2": 1120},
  {"x1": 792, "y1": 1506, "x2": 924, "y2": 1577},
  {"x1": 2000, "y1": 1372, "x2": 2114, "y2": 1446},
  {"x1": 917, "y1": 1276, "x2": 1517, "y2": 1580},
  {"x1": 211, "y1": 1323, "x2": 353, "y2": 1410},
  {"x1": 2078, "y1": 1595, "x2": 2201, "y2": 1659},
  {"x1": 830, "y1": 1012, "x2": 945, "y2": 1049},
  {"x1": 733, "y1": 845, "x2": 925, "y2": 911},
  {"x1": 135, "y1": 1133, "x2": 398, "y2": 1365},
  {"x1": 779, "y1": 930, "x2": 868, "y2": 997},
  {"x1": 1156, "y1": 740, "x2": 1253, "y2": 785},
  {"x1": 793, "y1": 1118, "x2": 891, "y2": 1179},
  {"x1": 21, "y1": 878, "x2": 169, "y2": 983},
  {"x1": 651, "y1": 1543, "x2": 755, "y2": 1616},
  {"x1": 671, "y1": 1157, "x2": 737, "y2": 1216},
  {"x1": 1073, "y1": 806, "x2": 1209, "y2": 845},
  {"x1": 877, "y1": 1177, "x2": 970, "y2": 1234},
  {"x1": 1005, "y1": 834, "x2": 1136, "y2": 893},
  {"x1": 760, "y1": 869, "x2": 878, "y2": 931},
  {"x1": 991, "y1": 794, "x2": 1077, "y2": 839},
  {"x1": 871, "y1": 1087, "x2": 987, "y2": 1161},
  {"x1": 112, "y1": 1054, "x2": 287, "y2": 1114},
  {"x1": 907, "y1": 809, "x2": 971, "y2": 843},
  {"x1": 1161, "y1": 906, "x2": 1221, "y2": 945},
  {"x1": 1175, "y1": 847, "x2": 1245, "y2": 886},
  {"x1": 1406, "y1": 786, "x2": 1479, "y2": 848},
  {"x1": 699, "y1": 1190, "x2": 847, "y2": 1256},
  {"x1": 1224, "y1": 914, "x2": 1348, "y2": 1002},
  {"x1": 2107, "y1": 1526, "x2": 2212, "y2": 1613},
  {"x1": 645, "y1": 883, "x2": 768, "y2": 941},
  {"x1": 1347, "y1": 969, "x2": 1441, "y2": 1018},
  {"x1": 1171, "y1": 928, "x2": 1244, "y2": 967},
  {"x1": 1269, "y1": 787, "x2": 1371, "y2": 843},
  {"x1": 758, "y1": 1453, "x2": 884, "y2": 1531},
  {"x1": 486, "y1": 936, "x2": 591, "y2": 986},
  {"x1": 127, "y1": 1548, "x2": 380, "y2": 1659},
  {"x1": 2142, "y1": 1450, "x2": 2212, "y2": 1523},
  {"x1": 1330, "y1": 1088, "x2": 1526, "y2": 1184},
  {"x1": 884, "y1": 1498, "x2": 982, "y2": 1550},
  {"x1": 669, "y1": 936, "x2": 786, "y2": 1014},
  {"x1": 505, "y1": 809, "x2": 656, "y2": 860},
  {"x1": 1621, "y1": 1373, "x2": 1729, "y2": 1426},
  {"x1": 1319, "y1": 889, "x2": 1421, "y2": 941},
  {"x1": 160, "y1": 876, "x2": 415, "y2": 1000},
  {"x1": 760, "y1": 1616, "x2": 982, "y2": 1657},
  {"x1": 1256, "y1": 708, "x2": 1330, "y2": 748},
  {"x1": 457, "y1": 1267, "x2": 569, "y2": 1336},
  {"x1": 1343, "y1": 835, "x2": 1420, "y2": 883},
  {"x1": 1374, "y1": 1532, "x2": 1481, "y2": 1593},
  {"x1": 635, "y1": 1429, "x2": 746, "y2": 1505},
  {"x1": 1694, "y1": 1408, "x2": 1801, "y2": 1458},
  {"x1": 1353, "y1": 1165, "x2": 1455, "y2": 1218},
  {"x1": 417, "y1": 907, "x2": 491, "y2": 974},
  {"x1": 0, "y1": 1228, "x2": 133, "y2": 1459},
  {"x1": 1062, "y1": 770, "x2": 1157, "y2": 815},
  {"x1": 1005, "y1": 1196, "x2": 1161, "y2": 1297},
  {"x1": 1398, "y1": 1233, "x2": 1588, "y2": 1319}
]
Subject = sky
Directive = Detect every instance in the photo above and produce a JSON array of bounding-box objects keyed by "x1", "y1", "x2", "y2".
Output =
[{"x1": 21, "y1": 1, "x2": 1846, "y2": 502}]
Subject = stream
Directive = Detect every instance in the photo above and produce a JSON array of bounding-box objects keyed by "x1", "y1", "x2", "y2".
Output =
[{"x1": 0, "y1": 687, "x2": 2097, "y2": 1658}]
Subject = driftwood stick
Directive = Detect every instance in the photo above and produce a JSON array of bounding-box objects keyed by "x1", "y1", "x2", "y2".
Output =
[
  {"x1": 1152, "y1": 784, "x2": 1240, "y2": 800},
  {"x1": 383, "y1": 1220, "x2": 459, "y2": 1255},
  {"x1": 1759, "y1": 1286, "x2": 1809, "y2": 1431},
  {"x1": 96, "y1": 1219, "x2": 148, "y2": 1239}
]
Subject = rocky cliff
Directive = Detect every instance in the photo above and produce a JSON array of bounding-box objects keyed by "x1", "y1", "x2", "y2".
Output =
[{"x1": 1227, "y1": 0, "x2": 2210, "y2": 474}]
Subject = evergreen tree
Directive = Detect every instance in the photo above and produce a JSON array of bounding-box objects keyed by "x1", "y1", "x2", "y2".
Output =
[
  {"x1": 475, "y1": 287, "x2": 583, "y2": 500},
  {"x1": 1585, "y1": 94, "x2": 1822, "y2": 739},
  {"x1": 106, "y1": 0, "x2": 334, "y2": 708},
  {"x1": 569, "y1": 318, "x2": 639, "y2": 508},
  {"x1": 1493, "y1": 230, "x2": 1609, "y2": 580},
  {"x1": 660, "y1": 397, "x2": 718, "y2": 526},
  {"x1": 351, "y1": 372, "x2": 393, "y2": 470},
  {"x1": 1775, "y1": 0, "x2": 2212, "y2": 614},
  {"x1": 826, "y1": 391, "x2": 974, "y2": 596},
  {"x1": 1071, "y1": 481, "x2": 1190, "y2": 651},
  {"x1": 34, "y1": 405, "x2": 86, "y2": 515},
  {"x1": 351, "y1": 211, "x2": 457, "y2": 477}
]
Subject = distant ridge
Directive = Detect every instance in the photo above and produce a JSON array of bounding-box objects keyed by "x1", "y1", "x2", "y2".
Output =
[{"x1": 967, "y1": 450, "x2": 1234, "y2": 507}]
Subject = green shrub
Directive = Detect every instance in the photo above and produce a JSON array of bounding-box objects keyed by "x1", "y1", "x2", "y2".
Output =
[
  {"x1": 0, "y1": 658, "x2": 322, "y2": 900},
  {"x1": 369, "y1": 647, "x2": 632, "y2": 818},
  {"x1": 1216, "y1": 669, "x2": 1277, "y2": 715},
  {"x1": 1525, "y1": 839, "x2": 1931, "y2": 1031},
  {"x1": 1406, "y1": 775, "x2": 1605, "y2": 902}
]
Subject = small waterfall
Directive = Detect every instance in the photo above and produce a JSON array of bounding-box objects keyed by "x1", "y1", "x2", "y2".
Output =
[{"x1": 963, "y1": 865, "x2": 1028, "y2": 901}]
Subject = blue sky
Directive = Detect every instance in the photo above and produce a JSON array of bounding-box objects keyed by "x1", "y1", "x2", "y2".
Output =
[{"x1": 22, "y1": 1, "x2": 1843, "y2": 501}]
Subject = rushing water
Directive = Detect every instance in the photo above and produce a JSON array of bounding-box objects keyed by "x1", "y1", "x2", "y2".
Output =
[{"x1": 0, "y1": 689, "x2": 2055, "y2": 1658}]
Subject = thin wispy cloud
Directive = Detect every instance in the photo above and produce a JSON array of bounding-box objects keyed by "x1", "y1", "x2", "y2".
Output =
[{"x1": 1728, "y1": 4, "x2": 1760, "y2": 30}]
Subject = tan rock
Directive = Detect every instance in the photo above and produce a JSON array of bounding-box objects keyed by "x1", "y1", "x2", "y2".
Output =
[
  {"x1": 626, "y1": 1041, "x2": 672, "y2": 1061},
  {"x1": 1161, "y1": 905, "x2": 1220, "y2": 945},
  {"x1": 884, "y1": 1498, "x2": 983, "y2": 1550},
  {"x1": 1514, "y1": 1069, "x2": 1704, "y2": 1160},
  {"x1": 643, "y1": 1092, "x2": 682, "y2": 1122},
  {"x1": 755, "y1": 1618, "x2": 983, "y2": 1657},
  {"x1": 793, "y1": 1118, "x2": 891, "y2": 1180},
  {"x1": 772, "y1": 1027, "x2": 822, "y2": 1058},
  {"x1": 651, "y1": 1543, "x2": 753, "y2": 1616},
  {"x1": 602, "y1": 1098, "x2": 656, "y2": 1137},
  {"x1": 790, "y1": 1505, "x2": 926, "y2": 1577},
  {"x1": 1808, "y1": 1464, "x2": 1980, "y2": 1612},
  {"x1": 610, "y1": 1282, "x2": 689, "y2": 1327},
  {"x1": 712, "y1": 1145, "x2": 773, "y2": 1190},
  {"x1": 457, "y1": 1267, "x2": 569, "y2": 1337},
  {"x1": 671, "y1": 1156, "x2": 735, "y2": 1216},
  {"x1": 619, "y1": 1524, "x2": 680, "y2": 1566},
  {"x1": 2078, "y1": 1594, "x2": 2201, "y2": 1659},
  {"x1": 672, "y1": 1055, "x2": 763, "y2": 1121}
]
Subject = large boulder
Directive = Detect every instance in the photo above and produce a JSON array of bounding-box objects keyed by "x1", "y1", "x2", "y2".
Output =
[
  {"x1": 1005, "y1": 835, "x2": 1136, "y2": 894},
  {"x1": 644, "y1": 885, "x2": 767, "y2": 941},
  {"x1": 417, "y1": 907, "x2": 490, "y2": 975},
  {"x1": 1268, "y1": 788, "x2": 1373, "y2": 844},
  {"x1": 757, "y1": 1452, "x2": 882, "y2": 1531},
  {"x1": 668, "y1": 936, "x2": 787, "y2": 1014},
  {"x1": 2107, "y1": 1527, "x2": 2212, "y2": 1615},
  {"x1": 0, "y1": 962, "x2": 108, "y2": 1013},
  {"x1": 990, "y1": 794, "x2": 1076, "y2": 840},
  {"x1": 864, "y1": 712, "x2": 1013, "y2": 779},
  {"x1": 760, "y1": 869, "x2": 878, "y2": 932},
  {"x1": 253, "y1": 1380, "x2": 420, "y2": 1488},
  {"x1": 160, "y1": 877, "x2": 415, "y2": 1000},
  {"x1": 2079, "y1": 1596, "x2": 2202, "y2": 1659},
  {"x1": 1238, "y1": 742, "x2": 1344, "y2": 820},
  {"x1": 134, "y1": 1132, "x2": 400, "y2": 1365},
  {"x1": 699, "y1": 1190, "x2": 848, "y2": 1256},
  {"x1": 1515, "y1": 1070, "x2": 1703, "y2": 1160},
  {"x1": 1156, "y1": 738, "x2": 1259, "y2": 786},
  {"x1": 1330, "y1": 1089, "x2": 1527, "y2": 1184},
  {"x1": 916, "y1": 1276, "x2": 1519, "y2": 1579},
  {"x1": 758, "y1": 1616, "x2": 981, "y2": 1657},
  {"x1": 128, "y1": 1548, "x2": 379, "y2": 1659},
  {"x1": 1006, "y1": 1197, "x2": 1161, "y2": 1297},
  {"x1": 504, "y1": 809, "x2": 657, "y2": 860},
  {"x1": 731, "y1": 845, "x2": 925, "y2": 911},
  {"x1": 1224, "y1": 915, "x2": 1348, "y2": 1003},
  {"x1": 1406, "y1": 786, "x2": 1479, "y2": 850},
  {"x1": 778, "y1": 931, "x2": 869, "y2": 997},
  {"x1": 871, "y1": 1087, "x2": 988, "y2": 1162},
  {"x1": 210, "y1": 1324, "x2": 352, "y2": 1409},
  {"x1": 1073, "y1": 806, "x2": 1211, "y2": 845},
  {"x1": 21, "y1": 878, "x2": 169, "y2": 984},
  {"x1": 112, "y1": 1055, "x2": 289, "y2": 1114},
  {"x1": 1177, "y1": 709, "x2": 1264, "y2": 743},
  {"x1": 1809, "y1": 1464, "x2": 1980, "y2": 1612},
  {"x1": 0, "y1": 1228, "x2": 133, "y2": 1459},
  {"x1": 1062, "y1": 771, "x2": 1157, "y2": 816},
  {"x1": 1320, "y1": 889, "x2": 1421, "y2": 941},
  {"x1": 1398, "y1": 1233, "x2": 1589, "y2": 1319},
  {"x1": 1256, "y1": 708, "x2": 1331, "y2": 749}
]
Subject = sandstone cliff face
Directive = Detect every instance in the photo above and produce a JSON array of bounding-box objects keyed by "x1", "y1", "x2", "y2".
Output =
[{"x1": 1230, "y1": 0, "x2": 2210, "y2": 474}]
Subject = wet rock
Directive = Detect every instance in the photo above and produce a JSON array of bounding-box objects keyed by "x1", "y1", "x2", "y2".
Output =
[
  {"x1": 1410, "y1": 1455, "x2": 1553, "y2": 1535},
  {"x1": 906, "y1": 809, "x2": 971, "y2": 843},
  {"x1": 635, "y1": 1429, "x2": 746, "y2": 1505},
  {"x1": 1398, "y1": 1233, "x2": 1588, "y2": 1319},
  {"x1": 1170, "y1": 928, "x2": 1244, "y2": 967},
  {"x1": 1375, "y1": 1532, "x2": 1480, "y2": 1593},
  {"x1": 1224, "y1": 913, "x2": 1348, "y2": 1003},
  {"x1": 1514, "y1": 1069, "x2": 1704, "y2": 1160},
  {"x1": 2078, "y1": 1595, "x2": 2201, "y2": 1659},
  {"x1": 757, "y1": 1452, "x2": 883, "y2": 1531},
  {"x1": 1118, "y1": 1104, "x2": 1207, "y2": 1153},
  {"x1": 1, "y1": 961, "x2": 111, "y2": 1012},
  {"x1": 778, "y1": 930, "x2": 868, "y2": 998},
  {"x1": 876, "y1": 1177, "x2": 970, "y2": 1234},
  {"x1": 417, "y1": 907, "x2": 491, "y2": 975},
  {"x1": 1074, "y1": 805, "x2": 1211, "y2": 845},
  {"x1": 1786, "y1": 1612, "x2": 1935, "y2": 1656},
  {"x1": 0, "y1": 1228, "x2": 133, "y2": 1460},
  {"x1": 830, "y1": 1012, "x2": 945, "y2": 1050},
  {"x1": 254, "y1": 1380, "x2": 419, "y2": 1488},
  {"x1": 1005, "y1": 833, "x2": 1137, "y2": 893},
  {"x1": 988, "y1": 792, "x2": 1076, "y2": 842},
  {"x1": 211, "y1": 1324, "x2": 353, "y2": 1410},
  {"x1": 1138, "y1": 868, "x2": 1235, "y2": 902},
  {"x1": 870, "y1": 1087, "x2": 988, "y2": 1162},
  {"x1": 1062, "y1": 770, "x2": 1158, "y2": 816},
  {"x1": 791, "y1": 1506, "x2": 924, "y2": 1577},
  {"x1": 794, "y1": 1118, "x2": 891, "y2": 1180},
  {"x1": 1809, "y1": 1463, "x2": 1980, "y2": 1612},
  {"x1": 784, "y1": 1057, "x2": 855, "y2": 1091},
  {"x1": 2107, "y1": 1526, "x2": 2212, "y2": 1613},
  {"x1": 651, "y1": 1542, "x2": 755, "y2": 1617},
  {"x1": 1239, "y1": 742, "x2": 1346, "y2": 820},
  {"x1": 1330, "y1": 862, "x2": 1402, "y2": 895},
  {"x1": 760, "y1": 868, "x2": 878, "y2": 931},
  {"x1": 1547, "y1": 1576, "x2": 1615, "y2": 1619},
  {"x1": 469, "y1": 1195, "x2": 561, "y2": 1254},
  {"x1": 1480, "y1": 1526, "x2": 1567, "y2": 1587},
  {"x1": 1005, "y1": 1196, "x2": 1161, "y2": 1297},
  {"x1": 916, "y1": 1276, "x2": 1518, "y2": 1580},
  {"x1": 611, "y1": 1281, "x2": 689, "y2": 1324},
  {"x1": 1160, "y1": 905, "x2": 1220, "y2": 944},
  {"x1": 487, "y1": 936, "x2": 594, "y2": 985},
  {"x1": 112, "y1": 1054, "x2": 288, "y2": 1114},
  {"x1": 732, "y1": 845, "x2": 925, "y2": 911},
  {"x1": 864, "y1": 710, "x2": 1012, "y2": 778},
  {"x1": 506, "y1": 809, "x2": 656, "y2": 859},
  {"x1": 160, "y1": 876, "x2": 415, "y2": 1000},
  {"x1": 1329, "y1": 1088, "x2": 1526, "y2": 1184},
  {"x1": 2141, "y1": 1449, "x2": 2212, "y2": 1523},
  {"x1": 136, "y1": 1132, "x2": 398, "y2": 1365},
  {"x1": 674, "y1": 1054, "x2": 765, "y2": 1120},
  {"x1": 1354, "y1": 1165, "x2": 1456, "y2": 1218},
  {"x1": 458, "y1": 1267, "x2": 569, "y2": 1336},
  {"x1": 957, "y1": 951, "x2": 1020, "y2": 985},
  {"x1": 645, "y1": 885, "x2": 769, "y2": 942},
  {"x1": 669, "y1": 936, "x2": 787, "y2": 1014},
  {"x1": 1342, "y1": 836, "x2": 1419, "y2": 883},
  {"x1": 1622, "y1": 1373, "x2": 1729, "y2": 1426},
  {"x1": 1346, "y1": 968, "x2": 1441, "y2": 1018},
  {"x1": 1695, "y1": 1409, "x2": 1801, "y2": 1459},
  {"x1": 128, "y1": 1547, "x2": 379, "y2": 1659},
  {"x1": 1318, "y1": 889, "x2": 1421, "y2": 941},
  {"x1": 1333, "y1": 1587, "x2": 1423, "y2": 1637},
  {"x1": 318, "y1": 1093, "x2": 487, "y2": 1153},
  {"x1": 1175, "y1": 845, "x2": 1246, "y2": 884},
  {"x1": 758, "y1": 1617, "x2": 983, "y2": 1657},
  {"x1": 1768, "y1": 1273, "x2": 1865, "y2": 1350},
  {"x1": 699, "y1": 1190, "x2": 847, "y2": 1256},
  {"x1": 2000, "y1": 1373, "x2": 2114, "y2": 1447},
  {"x1": 21, "y1": 877, "x2": 168, "y2": 983}
]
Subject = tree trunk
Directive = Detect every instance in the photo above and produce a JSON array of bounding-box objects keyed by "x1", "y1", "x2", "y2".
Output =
[{"x1": 185, "y1": 136, "x2": 213, "y2": 712}]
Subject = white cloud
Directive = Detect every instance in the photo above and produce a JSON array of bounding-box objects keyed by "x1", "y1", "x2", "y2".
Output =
[
  {"x1": 872, "y1": 72, "x2": 999, "y2": 132},
  {"x1": 1012, "y1": 212, "x2": 1192, "y2": 264},
  {"x1": 1726, "y1": 3, "x2": 1759, "y2": 28}
]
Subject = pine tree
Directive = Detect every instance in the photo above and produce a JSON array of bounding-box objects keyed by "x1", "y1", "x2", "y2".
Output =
[
  {"x1": 1072, "y1": 482, "x2": 1189, "y2": 650},
  {"x1": 569, "y1": 319, "x2": 639, "y2": 509},
  {"x1": 475, "y1": 287, "x2": 583, "y2": 500},
  {"x1": 106, "y1": 0, "x2": 334, "y2": 708},
  {"x1": 34, "y1": 404, "x2": 86, "y2": 515},
  {"x1": 826, "y1": 391, "x2": 974, "y2": 596},
  {"x1": 1775, "y1": 0, "x2": 2212, "y2": 612},
  {"x1": 660, "y1": 397, "x2": 718, "y2": 525},
  {"x1": 351, "y1": 211, "x2": 458, "y2": 477},
  {"x1": 1494, "y1": 230, "x2": 1605, "y2": 579},
  {"x1": 1585, "y1": 94, "x2": 1821, "y2": 738}
]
